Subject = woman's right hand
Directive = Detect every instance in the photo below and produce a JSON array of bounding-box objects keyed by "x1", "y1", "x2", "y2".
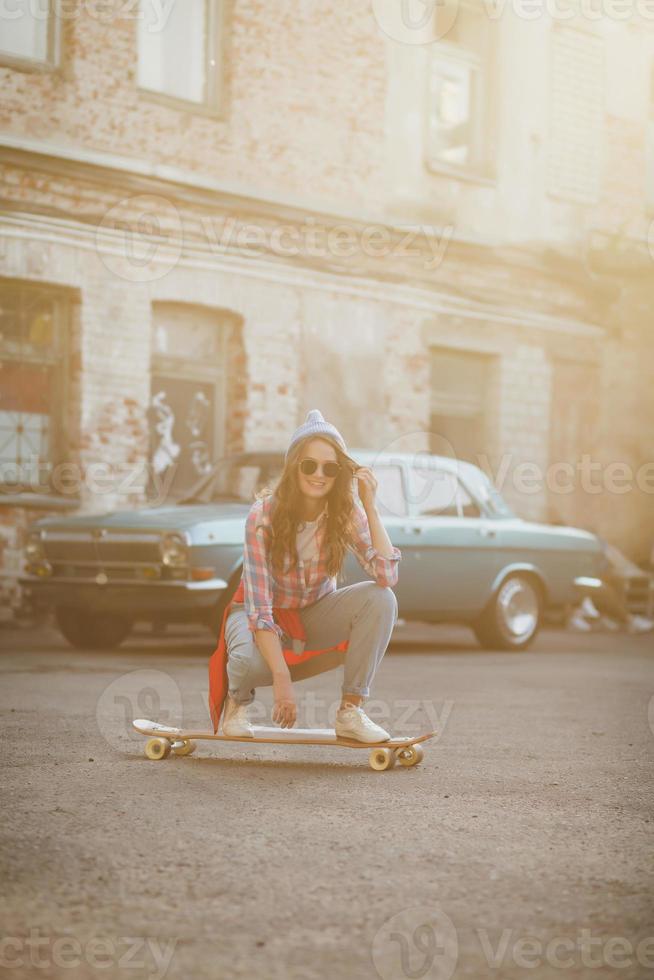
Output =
[{"x1": 272, "y1": 671, "x2": 297, "y2": 728}]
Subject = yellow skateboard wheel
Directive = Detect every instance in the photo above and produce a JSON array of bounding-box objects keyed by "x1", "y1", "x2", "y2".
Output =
[
  {"x1": 368, "y1": 747, "x2": 396, "y2": 771},
  {"x1": 395, "y1": 744, "x2": 424, "y2": 767},
  {"x1": 144, "y1": 737, "x2": 171, "y2": 760}
]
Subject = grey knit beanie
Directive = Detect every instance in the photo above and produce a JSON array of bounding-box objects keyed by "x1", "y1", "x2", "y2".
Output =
[{"x1": 285, "y1": 409, "x2": 348, "y2": 461}]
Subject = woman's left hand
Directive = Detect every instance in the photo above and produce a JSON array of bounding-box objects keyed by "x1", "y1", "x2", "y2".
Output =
[{"x1": 354, "y1": 467, "x2": 377, "y2": 510}]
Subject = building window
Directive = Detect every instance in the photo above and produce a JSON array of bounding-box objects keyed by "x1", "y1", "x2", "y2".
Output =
[
  {"x1": 547, "y1": 25, "x2": 604, "y2": 204},
  {"x1": 148, "y1": 303, "x2": 230, "y2": 501},
  {"x1": 425, "y1": 0, "x2": 495, "y2": 177},
  {"x1": 137, "y1": 0, "x2": 225, "y2": 113},
  {"x1": 430, "y1": 347, "x2": 492, "y2": 465},
  {"x1": 0, "y1": 281, "x2": 69, "y2": 495},
  {"x1": 0, "y1": 0, "x2": 60, "y2": 71},
  {"x1": 646, "y1": 61, "x2": 654, "y2": 211}
]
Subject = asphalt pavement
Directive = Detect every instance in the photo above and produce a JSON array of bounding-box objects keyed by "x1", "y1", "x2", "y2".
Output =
[{"x1": 0, "y1": 620, "x2": 652, "y2": 980}]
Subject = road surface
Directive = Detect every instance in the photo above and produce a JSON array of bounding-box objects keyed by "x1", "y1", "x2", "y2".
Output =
[{"x1": 1, "y1": 621, "x2": 652, "y2": 979}]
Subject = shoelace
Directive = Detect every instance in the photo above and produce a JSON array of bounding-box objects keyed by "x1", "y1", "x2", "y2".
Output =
[{"x1": 340, "y1": 705, "x2": 380, "y2": 729}]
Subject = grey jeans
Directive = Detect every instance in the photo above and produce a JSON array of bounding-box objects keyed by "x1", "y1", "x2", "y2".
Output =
[{"x1": 225, "y1": 581, "x2": 399, "y2": 705}]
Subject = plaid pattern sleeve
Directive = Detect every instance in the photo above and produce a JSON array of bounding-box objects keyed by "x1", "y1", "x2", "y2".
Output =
[
  {"x1": 346, "y1": 500, "x2": 402, "y2": 588},
  {"x1": 242, "y1": 498, "x2": 285, "y2": 640}
]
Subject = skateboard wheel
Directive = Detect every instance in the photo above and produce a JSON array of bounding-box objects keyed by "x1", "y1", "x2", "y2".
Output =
[
  {"x1": 395, "y1": 744, "x2": 424, "y2": 767},
  {"x1": 368, "y1": 747, "x2": 396, "y2": 771},
  {"x1": 144, "y1": 737, "x2": 171, "y2": 761},
  {"x1": 172, "y1": 739, "x2": 196, "y2": 757}
]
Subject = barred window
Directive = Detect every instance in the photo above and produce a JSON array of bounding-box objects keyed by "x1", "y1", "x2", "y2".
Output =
[{"x1": 0, "y1": 281, "x2": 70, "y2": 495}]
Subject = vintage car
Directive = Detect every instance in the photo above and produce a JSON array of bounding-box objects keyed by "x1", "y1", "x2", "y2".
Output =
[{"x1": 20, "y1": 449, "x2": 606, "y2": 651}]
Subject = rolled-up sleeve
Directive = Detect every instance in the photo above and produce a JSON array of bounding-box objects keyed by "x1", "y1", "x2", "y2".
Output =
[
  {"x1": 346, "y1": 501, "x2": 402, "y2": 588},
  {"x1": 242, "y1": 501, "x2": 285, "y2": 640}
]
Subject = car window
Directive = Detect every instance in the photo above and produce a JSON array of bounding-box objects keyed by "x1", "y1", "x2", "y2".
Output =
[
  {"x1": 456, "y1": 480, "x2": 481, "y2": 518},
  {"x1": 180, "y1": 457, "x2": 283, "y2": 504},
  {"x1": 408, "y1": 465, "x2": 481, "y2": 518},
  {"x1": 461, "y1": 469, "x2": 515, "y2": 518},
  {"x1": 369, "y1": 465, "x2": 407, "y2": 518}
]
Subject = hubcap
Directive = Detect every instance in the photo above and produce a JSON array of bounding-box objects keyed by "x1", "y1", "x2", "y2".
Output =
[{"x1": 497, "y1": 578, "x2": 538, "y2": 639}]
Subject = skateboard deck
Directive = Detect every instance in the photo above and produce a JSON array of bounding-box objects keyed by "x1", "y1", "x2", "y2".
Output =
[{"x1": 133, "y1": 718, "x2": 437, "y2": 770}]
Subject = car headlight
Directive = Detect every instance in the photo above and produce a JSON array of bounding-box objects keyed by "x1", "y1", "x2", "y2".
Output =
[
  {"x1": 26, "y1": 530, "x2": 45, "y2": 563},
  {"x1": 160, "y1": 532, "x2": 189, "y2": 568}
]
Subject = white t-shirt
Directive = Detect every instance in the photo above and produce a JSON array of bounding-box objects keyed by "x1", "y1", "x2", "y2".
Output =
[{"x1": 295, "y1": 515, "x2": 323, "y2": 562}]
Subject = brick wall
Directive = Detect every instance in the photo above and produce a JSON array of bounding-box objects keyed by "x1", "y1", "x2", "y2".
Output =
[
  {"x1": 0, "y1": 3, "x2": 386, "y2": 213},
  {"x1": 2, "y1": 5, "x2": 652, "y2": 246},
  {"x1": 1, "y1": 3, "x2": 653, "y2": 613}
]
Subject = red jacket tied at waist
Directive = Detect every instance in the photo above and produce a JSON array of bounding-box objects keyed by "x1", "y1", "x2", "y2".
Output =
[{"x1": 208, "y1": 577, "x2": 348, "y2": 733}]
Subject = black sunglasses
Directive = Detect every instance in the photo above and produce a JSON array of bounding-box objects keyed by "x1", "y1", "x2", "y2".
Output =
[{"x1": 299, "y1": 457, "x2": 341, "y2": 478}]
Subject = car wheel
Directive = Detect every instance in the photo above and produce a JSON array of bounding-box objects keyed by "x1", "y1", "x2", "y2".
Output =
[
  {"x1": 55, "y1": 606, "x2": 133, "y2": 650},
  {"x1": 472, "y1": 574, "x2": 542, "y2": 651}
]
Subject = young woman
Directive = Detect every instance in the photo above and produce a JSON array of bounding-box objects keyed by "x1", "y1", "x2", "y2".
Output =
[{"x1": 219, "y1": 409, "x2": 402, "y2": 743}]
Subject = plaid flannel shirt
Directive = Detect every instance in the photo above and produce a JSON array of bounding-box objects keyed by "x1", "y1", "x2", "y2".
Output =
[{"x1": 242, "y1": 493, "x2": 402, "y2": 639}]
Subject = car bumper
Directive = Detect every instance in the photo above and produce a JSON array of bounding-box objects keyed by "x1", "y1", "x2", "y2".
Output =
[{"x1": 19, "y1": 576, "x2": 229, "y2": 618}]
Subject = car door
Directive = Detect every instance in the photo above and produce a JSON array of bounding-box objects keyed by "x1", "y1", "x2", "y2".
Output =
[{"x1": 404, "y1": 461, "x2": 504, "y2": 618}]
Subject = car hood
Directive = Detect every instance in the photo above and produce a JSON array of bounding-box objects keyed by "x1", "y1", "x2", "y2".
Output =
[{"x1": 33, "y1": 502, "x2": 251, "y2": 533}]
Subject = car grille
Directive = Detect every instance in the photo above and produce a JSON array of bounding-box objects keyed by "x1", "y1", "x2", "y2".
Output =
[
  {"x1": 52, "y1": 564, "x2": 158, "y2": 582},
  {"x1": 42, "y1": 530, "x2": 164, "y2": 581}
]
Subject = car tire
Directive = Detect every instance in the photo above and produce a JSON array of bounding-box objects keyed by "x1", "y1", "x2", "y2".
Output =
[
  {"x1": 55, "y1": 606, "x2": 133, "y2": 650},
  {"x1": 472, "y1": 573, "x2": 542, "y2": 651}
]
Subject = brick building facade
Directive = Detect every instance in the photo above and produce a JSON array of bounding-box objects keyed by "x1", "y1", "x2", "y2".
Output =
[{"x1": 1, "y1": 1, "x2": 653, "y2": 617}]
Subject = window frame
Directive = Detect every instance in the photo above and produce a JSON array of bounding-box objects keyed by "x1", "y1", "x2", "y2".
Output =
[
  {"x1": 0, "y1": 280, "x2": 72, "y2": 499},
  {"x1": 423, "y1": 0, "x2": 497, "y2": 183},
  {"x1": 136, "y1": 0, "x2": 227, "y2": 119},
  {"x1": 646, "y1": 59, "x2": 654, "y2": 215},
  {"x1": 0, "y1": 0, "x2": 61, "y2": 74},
  {"x1": 148, "y1": 302, "x2": 229, "y2": 502}
]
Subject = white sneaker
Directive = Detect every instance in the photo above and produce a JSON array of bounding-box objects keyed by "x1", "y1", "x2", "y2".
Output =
[
  {"x1": 581, "y1": 597, "x2": 601, "y2": 619},
  {"x1": 335, "y1": 703, "x2": 390, "y2": 743},
  {"x1": 567, "y1": 612, "x2": 592, "y2": 632},
  {"x1": 627, "y1": 614, "x2": 654, "y2": 634},
  {"x1": 221, "y1": 694, "x2": 254, "y2": 737}
]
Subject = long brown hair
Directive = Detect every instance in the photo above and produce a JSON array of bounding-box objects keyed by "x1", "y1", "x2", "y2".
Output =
[{"x1": 255, "y1": 435, "x2": 358, "y2": 580}]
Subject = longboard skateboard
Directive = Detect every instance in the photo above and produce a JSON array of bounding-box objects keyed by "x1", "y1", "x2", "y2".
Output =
[{"x1": 133, "y1": 718, "x2": 437, "y2": 771}]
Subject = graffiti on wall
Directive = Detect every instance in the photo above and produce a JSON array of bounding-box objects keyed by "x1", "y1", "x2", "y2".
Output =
[{"x1": 147, "y1": 377, "x2": 215, "y2": 500}]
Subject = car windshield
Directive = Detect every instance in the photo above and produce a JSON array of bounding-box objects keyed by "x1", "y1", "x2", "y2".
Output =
[
  {"x1": 462, "y1": 468, "x2": 516, "y2": 518},
  {"x1": 178, "y1": 456, "x2": 284, "y2": 505}
]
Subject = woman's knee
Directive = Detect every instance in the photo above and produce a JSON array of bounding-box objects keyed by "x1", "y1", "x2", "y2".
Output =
[{"x1": 358, "y1": 582, "x2": 398, "y2": 620}]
